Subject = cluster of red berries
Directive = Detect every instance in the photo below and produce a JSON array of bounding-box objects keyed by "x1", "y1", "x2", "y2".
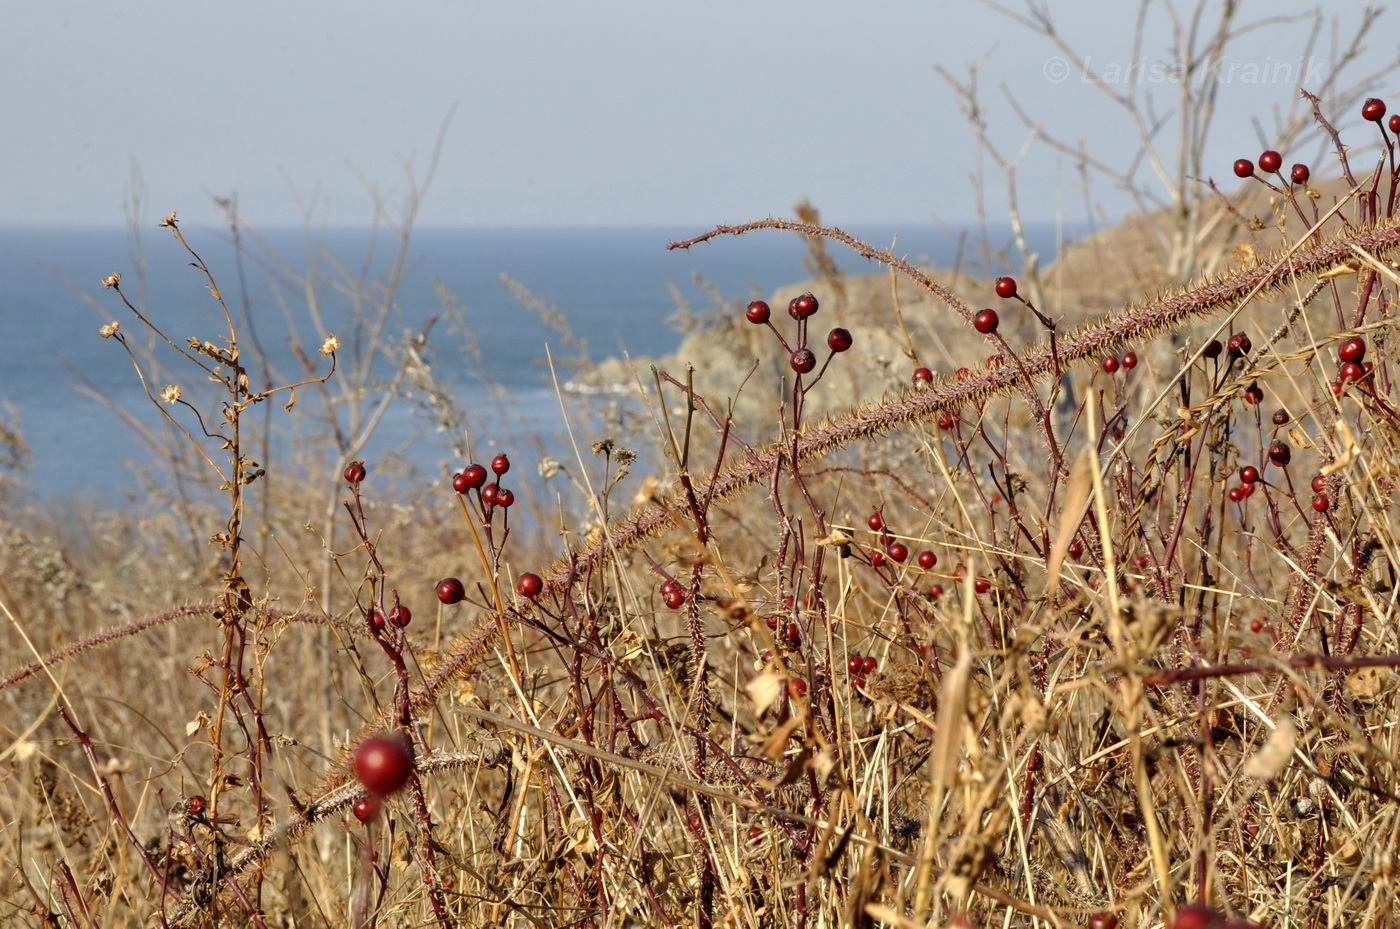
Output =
[
  {"x1": 1233, "y1": 150, "x2": 1309, "y2": 185},
  {"x1": 866, "y1": 511, "x2": 892, "y2": 567},
  {"x1": 365, "y1": 601, "x2": 413, "y2": 631},
  {"x1": 846, "y1": 653, "x2": 878, "y2": 687},
  {"x1": 1232, "y1": 467, "x2": 1265, "y2": 503},
  {"x1": 366, "y1": 601, "x2": 408, "y2": 632},
  {"x1": 744, "y1": 292, "x2": 851, "y2": 375},
  {"x1": 452, "y1": 453, "x2": 516, "y2": 510},
  {"x1": 438, "y1": 453, "x2": 544, "y2": 604},
  {"x1": 1100, "y1": 351, "x2": 1137, "y2": 374},
  {"x1": 910, "y1": 277, "x2": 1026, "y2": 385},
  {"x1": 1232, "y1": 98, "x2": 1396, "y2": 190},
  {"x1": 1308, "y1": 472, "x2": 1333, "y2": 513},
  {"x1": 1329, "y1": 335, "x2": 1373, "y2": 394},
  {"x1": 1225, "y1": 481, "x2": 1257, "y2": 504},
  {"x1": 1198, "y1": 331, "x2": 1251, "y2": 363},
  {"x1": 660, "y1": 577, "x2": 685, "y2": 609},
  {"x1": 1224, "y1": 443, "x2": 1298, "y2": 506}
]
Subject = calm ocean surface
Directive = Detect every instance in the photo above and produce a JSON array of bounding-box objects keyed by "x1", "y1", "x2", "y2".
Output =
[{"x1": 0, "y1": 222, "x2": 1061, "y2": 502}]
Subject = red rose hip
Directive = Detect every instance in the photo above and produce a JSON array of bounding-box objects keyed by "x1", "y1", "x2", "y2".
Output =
[
  {"x1": 353, "y1": 795, "x2": 381, "y2": 822},
  {"x1": 517, "y1": 572, "x2": 543, "y2": 598},
  {"x1": 458, "y1": 464, "x2": 488, "y2": 491},
  {"x1": 788, "y1": 292, "x2": 819, "y2": 319},
  {"x1": 745, "y1": 300, "x2": 771, "y2": 324},
  {"x1": 436, "y1": 577, "x2": 465, "y2": 604},
  {"x1": 354, "y1": 733, "x2": 414, "y2": 796},
  {"x1": 973, "y1": 308, "x2": 999, "y2": 334}
]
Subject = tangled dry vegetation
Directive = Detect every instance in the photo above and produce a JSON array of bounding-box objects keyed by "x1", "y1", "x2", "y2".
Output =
[{"x1": 12, "y1": 98, "x2": 1400, "y2": 929}]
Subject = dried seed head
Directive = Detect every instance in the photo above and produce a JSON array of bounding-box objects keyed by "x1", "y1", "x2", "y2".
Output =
[
  {"x1": 319, "y1": 334, "x2": 340, "y2": 355},
  {"x1": 99, "y1": 321, "x2": 120, "y2": 339}
]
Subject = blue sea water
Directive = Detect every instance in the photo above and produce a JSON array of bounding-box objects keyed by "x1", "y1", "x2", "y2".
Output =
[{"x1": 0, "y1": 222, "x2": 1062, "y2": 502}]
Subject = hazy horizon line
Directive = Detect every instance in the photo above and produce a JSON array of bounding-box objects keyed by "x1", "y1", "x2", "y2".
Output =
[{"x1": 0, "y1": 217, "x2": 1074, "y2": 232}]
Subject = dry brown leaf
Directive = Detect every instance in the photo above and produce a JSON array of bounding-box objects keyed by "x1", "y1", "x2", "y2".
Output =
[
  {"x1": 1046, "y1": 450, "x2": 1092, "y2": 587},
  {"x1": 1244, "y1": 715, "x2": 1296, "y2": 779},
  {"x1": 758, "y1": 713, "x2": 804, "y2": 763},
  {"x1": 746, "y1": 670, "x2": 784, "y2": 717},
  {"x1": 758, "y1": 745, "x2": 811, "y2": 790}
]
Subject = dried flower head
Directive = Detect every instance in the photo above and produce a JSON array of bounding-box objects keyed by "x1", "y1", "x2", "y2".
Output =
[
  {"x1": 538, "y1": 456, "x2": 562, "y2": 479},
  {"x1": 99, "y1": 321, "x2": 120, "y2": 339},
  {"x1": 319, "y1": 334, "x2": 340, "y2": 355},
  {"x1": 160, "y1": 385, "x2": 182, "y2": 404},
  {"x1": 591, "y1": 439, "x2": 615, "y2": 457},
  {"x1": 614, "y1": 447, "x2": 637, "y2": 466},
  {"x1": 102, "y1": 273, "x2": 122, "y2": 289},
  {"x1": 159, "y1": 211, "x2": 178, "y2": 228}
]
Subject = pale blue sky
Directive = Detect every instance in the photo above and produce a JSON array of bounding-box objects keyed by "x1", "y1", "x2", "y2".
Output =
[{"x1": 4, "y1": 1, "x2": 1396, "y2": 228}]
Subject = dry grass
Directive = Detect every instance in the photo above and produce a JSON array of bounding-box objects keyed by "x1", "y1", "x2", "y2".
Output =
[{"x1": 10, "y1": 115, "x2": 1400, "y2": 929}]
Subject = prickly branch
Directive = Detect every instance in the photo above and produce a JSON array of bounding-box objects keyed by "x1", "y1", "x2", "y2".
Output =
[{"x1": 410, "y1": 216, "x2": 1400, "y2": 726}]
